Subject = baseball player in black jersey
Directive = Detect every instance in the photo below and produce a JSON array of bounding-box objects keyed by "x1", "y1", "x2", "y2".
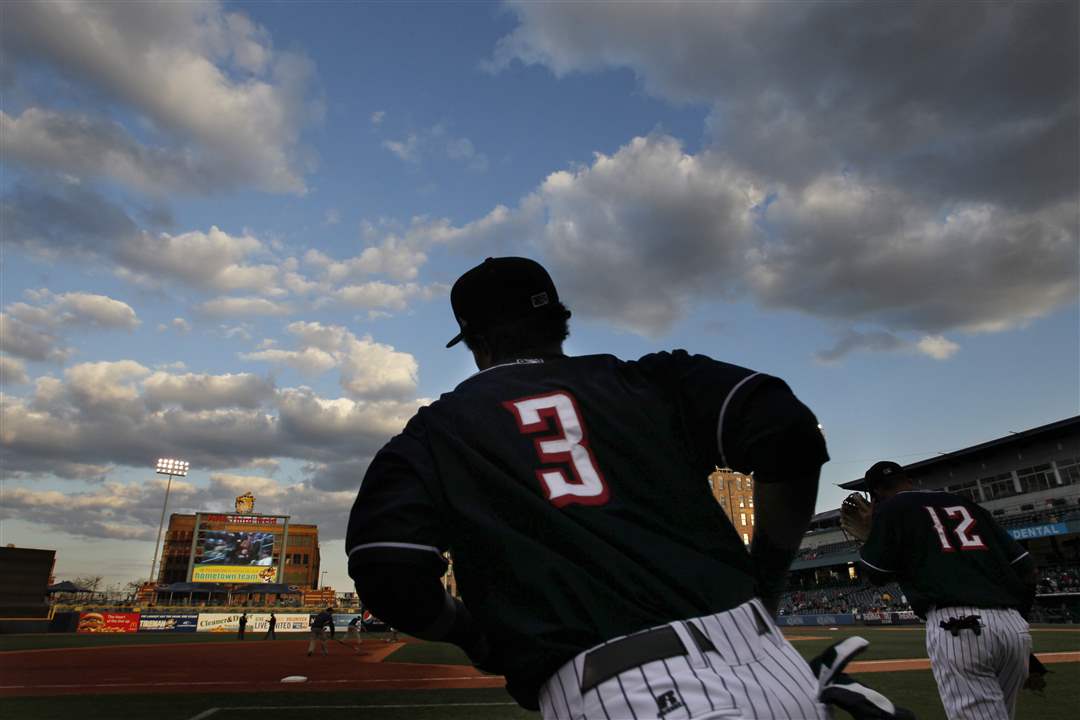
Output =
[
  {"x1": 347, "y1": 257, "x2": 832, "y2": 719},
  {"x1": 842, "y1": 461, "x2": 1038, "y2": 720}
]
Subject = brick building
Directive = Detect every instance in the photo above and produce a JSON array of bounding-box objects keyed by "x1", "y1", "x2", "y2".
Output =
[{"x1": 708, "y1": 467, "x2": 755, "y2": 545}]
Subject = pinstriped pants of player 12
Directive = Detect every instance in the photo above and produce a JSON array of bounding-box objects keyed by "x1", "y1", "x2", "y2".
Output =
[
  {"x1": 538, "y1": 599, "x2": 827, "y2": 720},
  {"x1": 925, "y1": 606, "x2": 1032, "y2": 720}
]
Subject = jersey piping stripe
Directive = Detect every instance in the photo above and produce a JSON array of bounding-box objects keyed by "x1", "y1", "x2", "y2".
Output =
[
  {"x1": 1009, "y1": 551, "x2": 1030, "y2": 564},
  {"x1": 857, "y1": 555, "x2": 893, "y2": 573},
  {"x1": 716, "y1": 371, "x2": 761, "y2": 466},
  {"x1": 346, "y1": 541, "x2": 442, "y2": 557}
]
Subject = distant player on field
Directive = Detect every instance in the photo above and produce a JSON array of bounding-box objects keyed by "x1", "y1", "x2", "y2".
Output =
[
  {"x1": 842, "y1": 461, "x2": 1038, "y2": 720},
  {"x1": 345, "y1": 615, "x2": 363, "y2": 653},
  {"x1": 347, "y1": 257, "x2": 832, "y2": 718},
  {"x1": 307, "y1": 607, "x2": 334, "y2": 657}
]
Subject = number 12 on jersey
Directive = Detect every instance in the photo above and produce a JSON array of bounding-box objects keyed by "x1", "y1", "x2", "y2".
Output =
[
  {"x1": 925, "y1": 505, "x2": 987, "y2": 552},
  {"x1": 503, "y1": 391, "x2": 611, "y2": 508}
]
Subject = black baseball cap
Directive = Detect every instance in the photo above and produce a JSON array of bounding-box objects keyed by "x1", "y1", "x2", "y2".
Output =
[
  {"x1": 445, "y1": 257, "x2": 564, "y2": 348},
  {"x1": 838, "y1": 460, "x2": 905, "y2": 491}
]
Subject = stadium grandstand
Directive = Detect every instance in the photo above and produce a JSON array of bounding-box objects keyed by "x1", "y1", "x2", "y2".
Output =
[{"x1": 778, "y1": 415, "x2": 1080, "y2": 623}]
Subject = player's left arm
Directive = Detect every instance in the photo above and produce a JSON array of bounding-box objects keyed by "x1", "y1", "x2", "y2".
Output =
[
  {"x1": 346, "y1": 419, "x2": 493, "y2": 669},
  {"x1": 858, "y1": 504, "x2": 900, "y2": 585},
  {"x1": 724, "y1": 378, "x2": 829, "y2": 614}
]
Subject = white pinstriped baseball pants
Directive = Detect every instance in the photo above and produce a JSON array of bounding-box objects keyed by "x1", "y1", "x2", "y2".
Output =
[
  {"x1": 925, "y1": 606, "x2": 1031, "y2": 720},
  {"x1": 538, "y1": 599, "x2": 827, "y2": 720}
]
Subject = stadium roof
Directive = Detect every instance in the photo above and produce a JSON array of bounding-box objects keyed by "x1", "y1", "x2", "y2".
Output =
[{"x1": 838, "y1": 414, "x2": 1080, "y2": 491}]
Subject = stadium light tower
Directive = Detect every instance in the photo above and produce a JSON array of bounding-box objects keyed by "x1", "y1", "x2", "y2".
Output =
[{"x1": 148, "y1": 458, "x2": 189, "y2": 584}]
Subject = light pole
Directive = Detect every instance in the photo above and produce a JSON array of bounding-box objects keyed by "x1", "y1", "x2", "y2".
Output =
[{"x1": 149, "y1": 458, "x2": 189, "y2": 584}]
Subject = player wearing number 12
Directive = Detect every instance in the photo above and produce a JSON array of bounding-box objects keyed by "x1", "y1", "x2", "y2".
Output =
[
  {"x1": 842, "y1": 461, "x2": 1038, "y2": 720},
  {"x1": 347, "y1": 257, "x2": 832, "y2": 719}
]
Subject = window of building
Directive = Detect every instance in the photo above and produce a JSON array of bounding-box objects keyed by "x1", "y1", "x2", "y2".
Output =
[
  {"x1": 945, "y1": 480, "x2": 980, "y2": 503},
  {"x1": 1017, "y1": 464, "x2": 1055, "y2": 494},
  {"x1": 1055, "y1": 457, "x2": 1080, "y2": 486},
  {"x1": 751, "y1": 514, "x2": 755, "y2": 526},
  {"x1": 739, "y1": 497, "x2": 745, "y2": 508},
  {"x1": 749, "y1": 497, "x2": 753, "y2": 508},
  {"x1": 981, "y1": 473, "x2": 1018, "y2": 501},
  {"x1": 740, "y1": 512, "x2": 747, "y2": 527},
  {"x1": 742, "y1": 533, "x2": 749, "y2": 545}
]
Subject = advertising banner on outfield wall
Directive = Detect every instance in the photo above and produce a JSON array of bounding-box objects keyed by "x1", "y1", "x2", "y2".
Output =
[
  {"x1": 246, "y1": 613, "x2": 310, "y2": 632},
  {"x1": 139, "y1": 613, "x2": 198, "y2": 632},
  {"x1": 196, "y1": 612, "x2": 244, "y2": 632},
  {"x1": 77, "y1": 611, "x2": 141, "y2": 633},
  {"x1": 196, "y1": 612, "x2": 311, "y2": 633},
  {"x1": 861, "y1": 610, "x2": 923, "y2": 626},
  {"x1": 330, "y1": 611, "x2": 389, "y2": 632},
  {"x1": 775, "y1": 613, "x2": 855, "y2": 627}
]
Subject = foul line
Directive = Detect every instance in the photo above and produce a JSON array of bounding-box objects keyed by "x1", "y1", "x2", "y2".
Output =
[{"x1": 186, "y1": 702, "x2": 517, "y2": 720}]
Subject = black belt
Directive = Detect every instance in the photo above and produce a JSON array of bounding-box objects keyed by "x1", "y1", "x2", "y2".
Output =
[
  {"x1": 580, "y1": 607, "x2": 771, "y2": 692},
  {"x1": 939, "y1": 615, "x2": 982, "y2": 637}
]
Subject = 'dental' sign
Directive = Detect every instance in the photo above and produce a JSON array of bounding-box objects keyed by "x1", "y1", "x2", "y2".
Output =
[{"x1": 1008, "y1": 523, "x2": 1068, "y2": 540}]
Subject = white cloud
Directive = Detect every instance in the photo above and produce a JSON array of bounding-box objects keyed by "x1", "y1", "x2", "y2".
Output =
[
  {"x1": 198, "y1": 296, "x2": 293, "y2": 317},
  {"x1": 382, "y1": 124, "x2": 488, "y2": 171},
  {"x1": 370, "y1": 111, "x2": 385, "y2": 126},
  {"x1": 9, "y1": 291, "x2": 140, "y2": 330},
  {"x1": 243, "y1": 321, "x2": 419, "y2": 400},
  {"x1": 116, "y1": 226, "x2": 283, "y2": 295},
  {"x1": 475, "y1": 2, "x2": 1078, "y2": 356},
  {"x1": 916, "y1": 335, "x2": 961, "y2": 361},
  {"x1": 0, "y1": 312, "x2": 68, "y2": 362},
  {"x1": 323, "y1": 208, "x2": 341, "y2": 226},
  {"x1": 390, "y1": 133, "x2": 1076, "y2": 351},
  {"x1": 3, "y1": 185, "x2": 307, "y2": 299},
  {"x1": 0, "y1": 355, "x2": 30, "y2": 385},
  {"x1": 383, "y1": 134, "x2": 420, "y2": 163},
  {"x1": 1, "y1": 363, "x2": 423, "y2": 490},
  {"x1": 1, "y1": 473, "x2": 358, "y2": 541},
  {"x1": 304, "y1": 233, "x2": 426, "y2": 283},
  {"x1": 143, "y1": 372, "x2": 276, "y2": 411},
  {"x1": 1, "y1": 1, "x2": 322, "y2": 195},
  {"x1": 241, "y1": 347, "x2": 338, "y2": 375},
  {"x1": 333, "y1": 281, "x2": 427, "y2": 312}
]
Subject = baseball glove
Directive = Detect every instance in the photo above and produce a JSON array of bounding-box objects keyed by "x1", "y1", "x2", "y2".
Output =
[
  {"x1": 841, "y1": 492, "x2": 873, "y2": 542},
  {"x1": 1024, "y1": 653, "x2": 1049, "y2": 693}
]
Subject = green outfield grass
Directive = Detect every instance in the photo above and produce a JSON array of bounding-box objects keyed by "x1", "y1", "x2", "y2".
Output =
[{"x1": 1, "y1": 625, "x2": 1076, "y2": 720}]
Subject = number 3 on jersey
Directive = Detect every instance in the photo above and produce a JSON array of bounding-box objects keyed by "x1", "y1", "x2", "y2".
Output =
[
  {"x1": 926, "y1": 505, "x2": 987, "y2": 551},
  {"x1": 503, "y1": 391, "x2": 610, "y2": 508}
]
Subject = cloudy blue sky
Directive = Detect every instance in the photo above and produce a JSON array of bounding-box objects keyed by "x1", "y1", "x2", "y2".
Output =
[{"x1": 1, "y1": 1, "x2": 1077, "y2": 591}]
